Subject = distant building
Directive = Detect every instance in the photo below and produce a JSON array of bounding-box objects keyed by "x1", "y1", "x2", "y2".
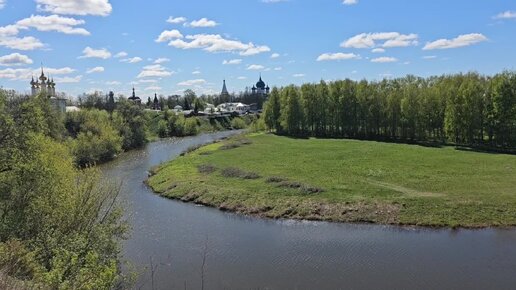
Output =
[
  {"x1": 31, "y1": 68, "x2": 56, "y2": 98},
  {"x1": 128, "y1": 87, "x2": 142, "y2": 104},
  {"x1": 217, "y1": 102, "x2": 250, "y2": 115},
  {"x1": 251, "y1": 74, "x2": 270, "y2": 97},
  {"x1": 66, "y1": 106, "x2": 81, "y2": 113},
  {"x1": 221, "y1": 79, "x2": 230, "y2": 99},
  {"x1": 30, "y1": 67, "x2": 66, "y2": 113},
  {"x1": 152, "y1": 93, "x2": 160, "y2": 110}
]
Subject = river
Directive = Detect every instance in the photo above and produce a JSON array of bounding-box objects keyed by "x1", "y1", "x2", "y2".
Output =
[{"x1": 100, "y1": 131, "x2": 516, "y2": 290}]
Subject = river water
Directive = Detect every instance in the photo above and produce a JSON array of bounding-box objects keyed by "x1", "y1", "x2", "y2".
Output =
[{"x1": 100, "y1": 131, "x2": 516, "y2": 290}]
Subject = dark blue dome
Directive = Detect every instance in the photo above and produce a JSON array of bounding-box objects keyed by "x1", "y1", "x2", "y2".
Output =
[{"x1": 256, "y1": 76, "x2": 266, "y2": 89}]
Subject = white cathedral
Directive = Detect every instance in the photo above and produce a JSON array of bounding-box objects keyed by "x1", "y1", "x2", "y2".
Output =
[
  {"x1": 31, "y1": 68, "x2": 57, "y2": 97},
  {"x1": 30, "y1": 68, "x2": 66, "y2": 113}
]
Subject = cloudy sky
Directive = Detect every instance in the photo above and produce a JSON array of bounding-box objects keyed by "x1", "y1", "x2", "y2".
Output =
[{"x1": 0, "y1": 0, "x2": 515, "y2": 97}]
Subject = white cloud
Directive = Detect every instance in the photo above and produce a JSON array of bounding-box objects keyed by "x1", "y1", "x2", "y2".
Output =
[
  {"x1": 86, "y1": 66, "x2": 104, "y2": 73},
  {"x1": 0, "y1": 66, "x2": 76, "y2": 82},
  {"x1": 262, "y1": 0, "x2": 289, "y2": 3},
  {"x1": 316, "y1": 52, "x2": 360, "y2": 61},
  {"x1": 16, "y1": 14, "x2": 90, "y2": 35},
  {"x1": 54, "y1": 75, "x2": 82, "y2": 83},
  {"x1": 293, "y1": 73, "x2": 305, "y2": 77},
  {"x1": 177, "y1": 79, "x2": 206, "y2": 86},
  {"x1": 223, "y1": 59, "x2": 242, "y2": 65},
  {"x1": 271, "y1": 53, "x2": 280, "y2": 58},
  {"x1": 494, "y1": 11, "x2": 516, "y2": 19},
  {"x1": 145, "y1": 86, "x2": 162, "y2": 91},
  {"x1": 121, "y1": 57, "x2": 143, "y2": 63},
  {"x1": 237, "y1": 76, "x2": 247, "y2": 80},
  {"x1": 41, "y1": 67, "x2": 75, "y2": 75},
  {"x1": 0, "y1": 36, "x2": 45, "y2": 50},
  {"x1": 423, "y1": 55, "x2": 437, "y2": 59},
  {"x1": 0, "y1": 25, "x2": 45, "y2": 51},
  {"x1": 0, "y1": 0, "x2": 5, "y2": 9},
  {"x1": 0, "y1": 68, "x2": 31, "y2": 80},
  {"x1": 372, "y1": 48, "x2": 385, "y2": 53},
  {"x1": 186, "y1": 18, "x2": 218, "y2": 28},
  {"x1": 274, "y1": 67, "x2": 282, "y2": 71},
  {"x1": 167, "y1": 16, "x2": 187, "y2": 24},
  {"x1": 240, "y1": 45, "x2": 271, "y2": 56},
  {"x1": 0, "y1": 53, "x2": 33, "y2": 66},
  {"x1": 138, "y1": 79, "x2": 158, "y2": 83},
  {"x1": 341, "y1": 32, "x2": 418, "y2": 49},
  {"x1": 79, "y1": 47, "x2": 111, "y2": 59},
  {"x1": 35, "y1": 0, "x2": 112, "y2": 16},
  {"x1": 423, "y1": 33, "x2": 488, "y2": 50},
  {"x1": 343, "y1": 0, "x2": 357, "y2": 5},
  {"x1": 0, "y1": 25, "x2": 19, "y2": 37},
  {"x1": 105, "y1": 81, "x2": 121, "y2": 85},
  {"x1": 0, "y1": 66, "x2": 74, "y2": 80},
  {"x1": 167, "y1": 34, "x2": 270, "y2": 56},
  {"x1": 371, "y1": 56, "x2": 398, "y2": 63},
  {"x1": 192, "y1": 70, "x2": 201, "y2": 75},
  {"x1": 155, "y1": 29, "x2": 183, "y2": 43},
  {"x1": 154, "y1": 57, "x2": 170, "y2": 64},
  {"x1": 114, "y1": 51, "x2": 127, "y2": 58},
  {"x1": 137, "y1": 64, "x2": 174, "y2": 78},
  {"x1": 247, "y1": 64, "x2": 265, "y2": 70}
]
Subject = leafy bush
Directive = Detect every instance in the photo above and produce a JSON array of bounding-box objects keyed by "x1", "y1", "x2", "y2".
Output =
[
  {"x1": 168, "y1": 115, "x2": 184, "y2": 136},
  {"x1": 0, "y1": 130, "x2": 128, "y2": 288},
  {"x1": 249, "y1": 117, "x2": 267, "y2": 132},
  {"x1": 157, "y1": 119, "x2": 169, "y2": 138},
  {"x1": 113, "y1": 100, "x2": 148, "y2": 150},
  {"x1": 183, "y1": 118, "x2": 199, "y2": 136},
  {"x1": 66, "y1": 110, "x2": 123, "y2": 166},
  {"x1": 231, "y1": 117, "x2": 247, "y2": 129}
]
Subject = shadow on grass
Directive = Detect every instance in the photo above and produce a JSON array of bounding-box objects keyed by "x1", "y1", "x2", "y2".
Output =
[{"x1": 276, "y1": 133, "x2": 516, "y2": 155}]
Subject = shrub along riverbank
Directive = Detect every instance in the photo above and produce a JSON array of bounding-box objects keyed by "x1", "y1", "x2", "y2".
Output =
[
  {"x1": 147, "y1": 133, "x2": 516, "y2": 228},
  {"x1": 67, "y1": 106, "x2": 256, "y2": 167},
  {"x1": 0, "y1": 92, "x2": 130, "y2": 288}
]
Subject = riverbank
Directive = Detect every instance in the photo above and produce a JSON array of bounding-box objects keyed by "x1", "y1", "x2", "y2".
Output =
[{"x1": 146, "y1": 133, "x2": 516, "y2": 228}]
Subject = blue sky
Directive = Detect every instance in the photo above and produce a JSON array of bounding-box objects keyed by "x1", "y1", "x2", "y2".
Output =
[{"x1": 0, "y1": 0, "x2": 515, "y2": 98}]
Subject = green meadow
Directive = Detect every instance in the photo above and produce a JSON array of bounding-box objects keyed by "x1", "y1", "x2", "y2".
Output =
[{"x1": 147, "y1": 133, "x2": 516, "y2": 228}]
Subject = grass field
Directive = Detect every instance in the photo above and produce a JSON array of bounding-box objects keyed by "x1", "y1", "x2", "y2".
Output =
[{"x1": 147, "y1": 133, "x2": 516, "y2": 228}]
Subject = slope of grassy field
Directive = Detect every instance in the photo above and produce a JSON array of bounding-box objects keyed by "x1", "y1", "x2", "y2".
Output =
[{"x1": 147, "y1": 133, "x2": 516, "y2": 228}]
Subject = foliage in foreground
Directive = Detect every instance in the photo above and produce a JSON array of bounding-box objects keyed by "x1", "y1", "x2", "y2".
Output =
[
  {"x1": 148, "y1": 133, "x2": 516, "y2": 228},
  {"x1": 0, "y1": 92, "x2": 129, "y2": 289}
]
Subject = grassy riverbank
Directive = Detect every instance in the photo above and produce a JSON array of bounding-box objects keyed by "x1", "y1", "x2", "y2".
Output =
[{"x1": 147, "y1": 133, "x2": 516, "y2": 228}]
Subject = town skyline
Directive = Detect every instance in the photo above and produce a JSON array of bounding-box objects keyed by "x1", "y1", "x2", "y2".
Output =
[{"x1": 0, "y1": 0, "x2": 515, "y2": 97}]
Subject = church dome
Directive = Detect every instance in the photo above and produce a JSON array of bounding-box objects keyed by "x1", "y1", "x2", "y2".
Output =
[{"x1": 256, "y1": 76, "x2": 265, "y2": 89}]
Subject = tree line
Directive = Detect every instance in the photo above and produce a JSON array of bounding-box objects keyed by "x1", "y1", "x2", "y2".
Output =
[{"x1": 263, "y1": 71, "x2": 516, "y2": 149}]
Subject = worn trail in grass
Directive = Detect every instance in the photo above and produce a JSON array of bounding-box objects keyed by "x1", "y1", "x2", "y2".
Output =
[{"x1": 147, "y1": 133, "x2": 516, "y2": 228}]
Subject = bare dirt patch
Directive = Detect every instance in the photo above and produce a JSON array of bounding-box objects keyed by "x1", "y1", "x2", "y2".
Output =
[
  {"x1": 367, "y1": 179, "x2": 445, "y2": 197},
  {"x1": 221, "y1": 167, "x2": 260, "y2": 179}
]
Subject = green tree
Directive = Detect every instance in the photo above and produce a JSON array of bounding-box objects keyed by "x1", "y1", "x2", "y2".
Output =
[
  {"x1": 280, "y1": 86, "x2": 304, "y2": 136},
  {"x1": 263, "y1": 87, "x2": 281, "y2": 132}
]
